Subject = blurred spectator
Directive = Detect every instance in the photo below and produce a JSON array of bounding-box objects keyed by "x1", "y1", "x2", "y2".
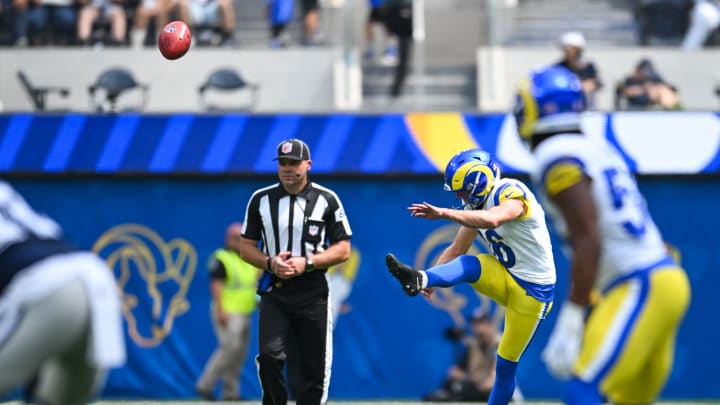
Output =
[
  {"x1": 0, "y1": 0, "x2": 11, "y2": 44},
  {"x1": 13, "y1": 0, "x2": 78, "y2": 46},
  {"x1": 364, "y1": 0, "x2": 398, "y2": 66},
  {"x1": 299, "y1": 0, "x2": 322, "y2": 45},
  {"x1": 422, "y1": 312, "x2": 498, "y2": 402},
  {"x1": 76, "y1": 0, "x2": 128, "y2": 46},
  {"x1": 130, "y1": 0, "x2": 173, "y2": 47},
  {"x1": 554, "y1": 31, "x2": 603, "y2": 109},
  {"x1": 327, "y1": 251, "x2": 359, "y2": 326},
  {"x1": 681, "y1": 0, "x2": 720, "y2": 49},
  {"x1": 364, "y1": 0, "x2": 381, "y2": 60},
  {"x1": 616, "y1": 58, "x2": 682, "y2": 110},
  {"x1": 634, "y1": 0, "x2": 693, "y2": 45},
  {"x1": 177, "y1": 0, "x2": 236, "y2": 46},
  {"x1": 266, "y1": 0, "x2": 323, "y2": 48},
  {"x1": 383, "y1": 0, "x2": 412, "y2": 98},
  {"x1": 266, "y1": 0, "x2": 291, "y2": 48}
]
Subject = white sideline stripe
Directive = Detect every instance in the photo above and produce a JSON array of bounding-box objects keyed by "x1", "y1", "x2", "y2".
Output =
[{"x1": 321, "y1": 294, "x2": 333, "y2": 404}]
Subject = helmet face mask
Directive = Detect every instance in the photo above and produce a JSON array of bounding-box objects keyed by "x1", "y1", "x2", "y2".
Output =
[
  {"x1": 514, "y1": 66, "x2": 586, "y2": 143},
  {"x1": 443, "y1": 149, "x2": 500, "y2": 209}
]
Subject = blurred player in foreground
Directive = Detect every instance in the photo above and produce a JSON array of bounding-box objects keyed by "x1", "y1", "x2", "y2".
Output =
[
  {"x1": 0, "y1": 181, "x2": 126, "y2": 405},
  {"x1": 515, "y1": 65, "x2": 691, "y2": 404},
  {"x1": 386, "y1": 148, "x2": 556, "y2": 405}
]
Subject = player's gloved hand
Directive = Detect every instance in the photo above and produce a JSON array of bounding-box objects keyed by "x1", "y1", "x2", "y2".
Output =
[{"x1": 542, "y1": 301, "x2": 585, "y2": 380}]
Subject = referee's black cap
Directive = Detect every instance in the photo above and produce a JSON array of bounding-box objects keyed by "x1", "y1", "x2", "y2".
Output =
[{"x1": 273, "y1": 138, "x2": 311, "y2": 161}]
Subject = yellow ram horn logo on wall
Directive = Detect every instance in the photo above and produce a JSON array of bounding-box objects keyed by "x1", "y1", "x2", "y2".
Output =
[{"x1": 93, "y1": 224, "x2": 197, "y2": 347}]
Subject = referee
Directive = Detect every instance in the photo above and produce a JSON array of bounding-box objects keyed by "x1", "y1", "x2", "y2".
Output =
[{"x1": 239, "y1": 138, "x2": 352, "y2": 405}]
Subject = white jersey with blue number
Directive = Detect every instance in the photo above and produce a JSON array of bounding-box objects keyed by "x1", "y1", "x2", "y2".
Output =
[
  {"x1": 532, "y1": 134, "x2": 668, "y2": 291},
  {"x1": 475, "y1": 177, "x2": 557, "y2": 286}
]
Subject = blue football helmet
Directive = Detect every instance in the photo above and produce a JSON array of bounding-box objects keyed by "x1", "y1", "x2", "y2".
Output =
[
  {"x1": 514, "y1": 65, "x2": 586, "y2": 141},
  {"x1": 443, "y1": 148, "x2": 501, "y2": 209}
]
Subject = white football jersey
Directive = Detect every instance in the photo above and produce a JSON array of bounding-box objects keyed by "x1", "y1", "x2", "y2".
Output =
[
  {"x1": 532, "y1": 134, "x2": 668, "y2": 291},
  {"x1": 0, "y1": 181, "x2": 62, "y2": 252},
  {"x1": 475, "y1": 177, "x2": 556, "y2": 286}
]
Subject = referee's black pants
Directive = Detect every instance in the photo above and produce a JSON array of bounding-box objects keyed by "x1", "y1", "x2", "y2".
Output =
[{"x1": 256, "y1": 272, "x2": 331, "y2": 405}]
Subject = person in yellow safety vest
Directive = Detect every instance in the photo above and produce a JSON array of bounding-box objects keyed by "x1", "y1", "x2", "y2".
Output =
[{"x1": 196, "y1": 222, "x2": 262, "y2": 401}]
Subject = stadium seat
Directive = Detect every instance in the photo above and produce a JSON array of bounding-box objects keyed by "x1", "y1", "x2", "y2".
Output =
[
  {"x1": 197, "y1": 68, "x2": 259, "y2": 112},
  {"x1": 88, "y1": 67, "x2": 148, "y2": 113},
  {"x1": 16, "y1": 70, "x2": 70, "y2": 111}
]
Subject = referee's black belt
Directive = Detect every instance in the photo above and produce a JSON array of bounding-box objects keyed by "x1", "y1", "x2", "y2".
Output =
[{"x1": 272, "y1": 268, "x2": 326, "y2": 289}]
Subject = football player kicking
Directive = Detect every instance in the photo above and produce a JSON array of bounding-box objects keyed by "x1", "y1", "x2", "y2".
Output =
[{"x1": 386, "y1": 148, "x2": 556, "y2": 405}]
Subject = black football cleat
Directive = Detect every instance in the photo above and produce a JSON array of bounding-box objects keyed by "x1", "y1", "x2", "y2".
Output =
[{"x1": 386, "y1": 253, "x2": 423, "y2": 296}]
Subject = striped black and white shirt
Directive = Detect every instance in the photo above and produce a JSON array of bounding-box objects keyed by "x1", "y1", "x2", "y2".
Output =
[{"x1": 242, "y1": 182, "x2": 352, "y2": 270}]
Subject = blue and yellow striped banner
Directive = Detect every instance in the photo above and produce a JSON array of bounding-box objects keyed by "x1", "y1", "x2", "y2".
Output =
[
  {"x1": 3, "y1": 112, "x2": 720, "y2": 175},
  {"x1": 0, "y1": 113, "x2": 506, "y2": 174}
]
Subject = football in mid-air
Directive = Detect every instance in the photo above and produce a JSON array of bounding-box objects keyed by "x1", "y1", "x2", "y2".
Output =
[{"x1": 158, "y1": 21, "x2": 192, "y2": 60}]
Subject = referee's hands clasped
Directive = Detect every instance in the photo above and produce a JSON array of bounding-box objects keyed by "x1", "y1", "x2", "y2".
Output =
[{"x1": 271, "y1": 252, "x2": 311, "y2": 279}]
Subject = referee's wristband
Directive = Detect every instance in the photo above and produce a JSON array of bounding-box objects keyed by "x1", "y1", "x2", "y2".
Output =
[{"x1": 266, "y1": 256, "x2": 273, "y2": 273}]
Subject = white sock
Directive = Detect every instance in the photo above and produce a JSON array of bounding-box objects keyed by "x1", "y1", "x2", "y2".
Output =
[{"x1": 419, "y1": 271, "x2": 428, "y2": 289}]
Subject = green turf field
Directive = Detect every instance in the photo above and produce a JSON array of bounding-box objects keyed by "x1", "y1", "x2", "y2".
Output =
[
  {"x1": 51, "y1": 401, "x2": 720, "y2": 405},
  {"x1": 5, "y1": 400, "x2": 720, "y2": 405},
  {"x1": 100, "y1": 400, "x2": 720, "y2": 405}
]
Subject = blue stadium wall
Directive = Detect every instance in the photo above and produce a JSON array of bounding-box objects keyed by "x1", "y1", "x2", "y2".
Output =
[{"x1": 2, "y1": 112, "x2": 720, "y2": 400}]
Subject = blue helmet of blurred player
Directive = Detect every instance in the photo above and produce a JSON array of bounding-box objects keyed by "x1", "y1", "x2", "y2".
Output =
[
  {"x1": 443, "y1": 148, "x2": 501, "y2": 209},
  {"x1": 514, "y1": 65, "x2": 586, "y2": 147}
]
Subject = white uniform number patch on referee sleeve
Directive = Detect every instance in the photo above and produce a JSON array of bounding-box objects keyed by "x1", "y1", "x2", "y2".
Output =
[
  {"x1": 334, "y1": 208, "x2": 352, "y2": 235},
  {"x1": 334, "y1": 208, "x2": 345, "y2": 222}
]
